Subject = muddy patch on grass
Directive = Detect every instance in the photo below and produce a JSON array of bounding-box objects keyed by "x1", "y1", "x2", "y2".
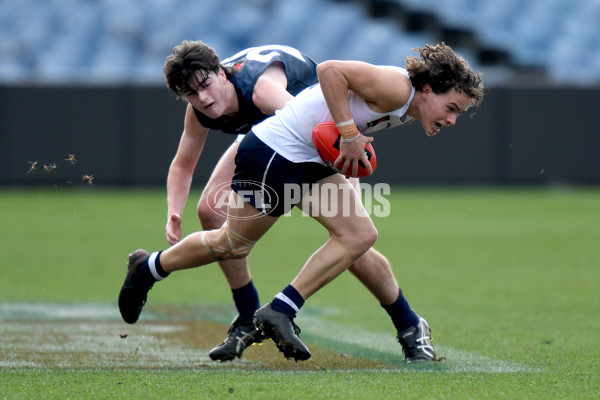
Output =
[
  {"x1": 154, "y1": 320, "x2": 391, "y2": 371},
  {"x1": 0, "y1": 303, "x2": 392, "y2": 371}
]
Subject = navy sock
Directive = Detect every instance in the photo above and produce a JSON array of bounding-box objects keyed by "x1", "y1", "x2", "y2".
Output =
[
  {"x1": 138, "y1": 251, "x2": 169, "y2": 285},
  {"x1": 232, "y1": 280, "x2": 260, "y2": 323},
  {"x1": 271, "y1": 284, "x2": 305, "y2": 317},
  {"x1": 381, "y1": 288, "x2": 419, "y2": 332}
]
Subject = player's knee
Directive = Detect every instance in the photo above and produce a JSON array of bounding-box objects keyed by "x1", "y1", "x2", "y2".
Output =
[
  {"x1": 197, "y1": 198, "x2": 226, "y2": 230},
  {"x1": 200, "y1": 226, "x2": 255, "y2": 261},
  {"x1": 362, "y1": 226, "x2": 378, "y2": 251},
  {"x1": 342, "y1": 225, "x2": 378, "y2": 257}
]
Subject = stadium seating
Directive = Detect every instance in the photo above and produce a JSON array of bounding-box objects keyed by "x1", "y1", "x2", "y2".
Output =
[
  {"x1": 390, "y1": 0, "x2": 599, "y2": 84},
  {"x1": 0, "y1": 0, "x2": 598, "y2": 85}
]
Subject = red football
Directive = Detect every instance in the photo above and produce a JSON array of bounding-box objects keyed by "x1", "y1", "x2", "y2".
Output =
[{"x1": 312, "y1": 121, "x2": 377, "y2": 178}]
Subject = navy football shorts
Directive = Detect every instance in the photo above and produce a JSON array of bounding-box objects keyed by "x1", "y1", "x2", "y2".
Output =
[{"x1": 232, "y1": 131, "x2": 336, "y2": 217}]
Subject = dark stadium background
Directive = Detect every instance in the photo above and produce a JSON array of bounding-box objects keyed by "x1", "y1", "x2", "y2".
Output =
[{"x1": 1, "y1": 0, "x2": 598, "y2": 186}]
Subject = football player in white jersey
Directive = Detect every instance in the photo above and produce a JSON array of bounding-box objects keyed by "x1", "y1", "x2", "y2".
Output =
[{"x1": 120, "y1": 42, "x2": 484, "y2": 362}]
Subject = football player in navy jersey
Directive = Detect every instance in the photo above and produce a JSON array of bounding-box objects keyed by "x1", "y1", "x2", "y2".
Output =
[
  {"x1": 162, "y1": 41, "x2": 318, "y2": 250},
  {"x1": 161, "y1": 41, "x2": 319, "y2": 361},
  {"x1": 120, "y1": 41, "x2": 454, "y2": 363}
]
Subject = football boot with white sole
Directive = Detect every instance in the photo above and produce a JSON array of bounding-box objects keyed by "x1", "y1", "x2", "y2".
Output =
[{"x1": 397, "y1": 316, "x2": 436, "y2": 362}]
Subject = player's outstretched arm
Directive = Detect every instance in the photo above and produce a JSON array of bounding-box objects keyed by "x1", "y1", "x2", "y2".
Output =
[{"x1": 165, "y1": 103, "x2": 209, "y2": 245}]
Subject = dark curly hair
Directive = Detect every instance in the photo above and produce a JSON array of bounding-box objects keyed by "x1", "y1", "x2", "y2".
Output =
[
  {"x1": 163, "y1": 40, "x2": 237, "y2": 98},
  {"x1": 406, "y1": 42, "x2": 484, "y2": 112}
]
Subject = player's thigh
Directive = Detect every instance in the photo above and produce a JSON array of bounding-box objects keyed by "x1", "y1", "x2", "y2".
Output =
[
  {"x1": 198, "y1": 140, "x2": 240, "y2": 215},
  {"x1": 299, "y1": 173, "x2": 375, "y2": 237},
  {"x1": 225, "y1": 191, "x2": 279, "y2": 243},
  {"x1": 348, "y1": 176, "x2": 361, "y2": 193}
]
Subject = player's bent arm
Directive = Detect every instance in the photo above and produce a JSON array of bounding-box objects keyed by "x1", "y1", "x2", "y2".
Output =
[
  {"x1": 317, "y1": 60, "x2": 412, "y2": 118},
  {"x1": 316, "y1": 60, "x2": 355, "y2": 125},
  {"x1": 252, "y1": 62, "x2": 293, "y2": 115},
  {"x1": 166, "y1": 103, "x2": 209, "y2": 222},
  {"x1": 317, "y1": 61, "x2": 379, "y2": 176}
]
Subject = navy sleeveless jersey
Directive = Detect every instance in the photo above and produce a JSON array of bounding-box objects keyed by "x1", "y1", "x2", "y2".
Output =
[{"x1": 193, "y1": 45, "x2": 318, "y2": 134}]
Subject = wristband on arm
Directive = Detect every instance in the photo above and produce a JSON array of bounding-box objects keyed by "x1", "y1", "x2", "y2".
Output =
[{"x1": 336, "y1": 119, "x2": 361, "y2": 143}]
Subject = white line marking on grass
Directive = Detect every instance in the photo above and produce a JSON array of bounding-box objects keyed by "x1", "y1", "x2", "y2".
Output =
[
  {"x1": 0, "y1": 302, "x2": 127, "y2": 320},
  {"x1": 0, "y1": 303, "x2": 540, "y2": 372},
  {"x1": 298, "y1": 314, "x2": 541, "y2": 373},
  {"x1": 0, "y1": 320, "x2": 205, "y2": 369},
  {"x1": 0, "y1": 302, "x2": 256, "y2": 370}
]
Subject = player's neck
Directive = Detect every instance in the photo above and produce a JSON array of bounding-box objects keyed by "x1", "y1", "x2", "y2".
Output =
[
  {"x1": 405, "y1": 91, "x2": 422, "y2": 120},
  {"x1": 223, "y1": 82, "x2": 239, "y2": 117}
]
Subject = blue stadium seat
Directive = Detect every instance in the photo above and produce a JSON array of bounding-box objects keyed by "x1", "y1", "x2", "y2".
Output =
[
  {"x1": 0, "y1": 0, "x2": 599, "y2": 84},
  {"x1": 249, "y1": 0, "x2": 324, "y2": 49},
  {"x1": 436, "y1": 0, "x2": 481, "y2": 29},
  {"x1": 471, "y1": 0, "x2": 521, "y2": 49},
  {"x1": 294, "y1": 0, "x2": 366, "y2": 62}
]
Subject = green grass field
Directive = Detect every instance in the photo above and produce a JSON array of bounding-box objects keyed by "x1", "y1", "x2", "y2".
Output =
[{"x1": 1, "y1": 186, "x2": 599, "y2": 399}]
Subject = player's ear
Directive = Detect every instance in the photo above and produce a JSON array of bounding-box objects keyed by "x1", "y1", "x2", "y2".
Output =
[
  {"x1": 218, "y1": 67, "x2": 228, "y2": 82},
  {"x1": 422, "y1": 83, "x2": 432, "y2": 95}
]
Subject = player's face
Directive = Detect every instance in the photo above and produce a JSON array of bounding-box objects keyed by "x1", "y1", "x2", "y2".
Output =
[
  {"x1": 185, "y1": 69, "x2": 233, "y2": 119},
  {"x1": 419, "y1": 86, "x2": 471, "y2": 136}
]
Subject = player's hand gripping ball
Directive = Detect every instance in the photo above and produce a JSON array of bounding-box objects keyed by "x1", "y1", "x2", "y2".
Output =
[{"x1": 312, "y1": 121, "x2": 376, "y2": 178}]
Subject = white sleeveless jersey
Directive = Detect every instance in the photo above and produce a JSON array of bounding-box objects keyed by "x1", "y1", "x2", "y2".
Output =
[{"x1": 252, "y1": 66, "x2": 415, "y2": 164}]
